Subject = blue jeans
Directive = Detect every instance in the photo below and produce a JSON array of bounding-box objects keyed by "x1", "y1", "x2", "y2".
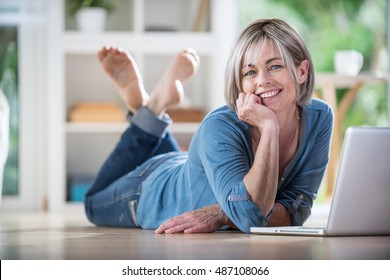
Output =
[{"x1": 85, "y1": 107, "x2": 180, "y2": 227}]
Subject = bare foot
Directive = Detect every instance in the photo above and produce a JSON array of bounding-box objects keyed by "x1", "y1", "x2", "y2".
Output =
[
  {"x1": 98, "y1": 46, "x2": 149, "y2": 113},
  {"x1": 147, "y1": 49, "x2": 200, "y2": 116}
]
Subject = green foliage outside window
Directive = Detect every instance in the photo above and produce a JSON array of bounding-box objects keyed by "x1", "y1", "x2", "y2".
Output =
[{"x1": 0, "y1": 27, "x2": 19, "y2": 196}]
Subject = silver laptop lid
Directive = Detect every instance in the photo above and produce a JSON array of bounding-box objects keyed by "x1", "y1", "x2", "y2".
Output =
[{"x1": 326, "y1": 127, "x2": 390, "y2": 235}]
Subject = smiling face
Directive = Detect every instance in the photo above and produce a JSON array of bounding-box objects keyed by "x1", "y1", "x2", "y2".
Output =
[
  {"x1": 224, "y1": 19, "x2": 314, "y2": 112},
  {"x1": 241, "y1": 40, "x2": 308, "y2": 114}
]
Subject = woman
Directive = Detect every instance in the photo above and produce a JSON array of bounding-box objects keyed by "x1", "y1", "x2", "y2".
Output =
[{"x1": 85, "y1": 19, "x2": 333, "y2": 233}]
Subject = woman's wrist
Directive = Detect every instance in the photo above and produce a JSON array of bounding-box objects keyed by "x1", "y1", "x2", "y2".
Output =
[
  {"x1": 258, "y1": 118, "x2": 279, "y2": 135},
  {"x1": 217, "y1": 205, "x2": 237, "y2": 228}
]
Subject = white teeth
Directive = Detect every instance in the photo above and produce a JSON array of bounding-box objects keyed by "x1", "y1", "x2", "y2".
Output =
[{"x1": 259, "y1": 90, "x2": 279, "y2": 99}]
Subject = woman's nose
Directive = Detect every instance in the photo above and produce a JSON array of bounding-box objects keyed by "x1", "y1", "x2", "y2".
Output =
[{"x1": 256, "y1": 71, "x2": 271, "y2": 87}]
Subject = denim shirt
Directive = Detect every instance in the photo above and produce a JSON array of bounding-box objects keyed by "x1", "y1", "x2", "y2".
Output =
[{"x1": 136, "y1": 98, "x2": 333, "y2": 233}]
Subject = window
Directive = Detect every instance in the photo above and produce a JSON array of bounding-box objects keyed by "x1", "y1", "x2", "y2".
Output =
[
  {"x1": 0, "y1": 0, "x2": 46, "y2": 209},
  {"x1": 0, "y1": 26, "x2": 19, "y2": 196}
]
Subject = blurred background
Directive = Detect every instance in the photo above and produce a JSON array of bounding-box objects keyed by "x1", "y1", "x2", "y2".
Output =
[{"x1": 0, "y1": 0, "x2": 388, "y2": 210}]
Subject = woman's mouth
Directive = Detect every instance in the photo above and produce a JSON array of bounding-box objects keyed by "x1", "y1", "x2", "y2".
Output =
[{"x1": 256, "y1": 89, "x2": 281, "y2": 99}]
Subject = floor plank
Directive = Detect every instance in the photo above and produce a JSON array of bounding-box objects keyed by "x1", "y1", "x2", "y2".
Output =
[{"x1": 1, "y1": 210, "x2": 389, "y2": 260}]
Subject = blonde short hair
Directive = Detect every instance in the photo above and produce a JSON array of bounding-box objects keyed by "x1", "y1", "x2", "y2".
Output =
[{"x1": 224, "y1": 19, "x2": 314, "y2": 111}]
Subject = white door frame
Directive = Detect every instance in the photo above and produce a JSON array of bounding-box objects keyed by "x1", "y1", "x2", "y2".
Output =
[{"x1": 0, "y1": 0, "x2": 47, "y2": 210}]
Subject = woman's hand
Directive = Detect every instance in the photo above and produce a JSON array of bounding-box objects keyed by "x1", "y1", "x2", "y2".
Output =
[
  {"x1": 155, "y1": 204, "x2": 230, "y2": 234},
  {"x1": 236, "y1": 92, "x2": 277, "y2": 130}
]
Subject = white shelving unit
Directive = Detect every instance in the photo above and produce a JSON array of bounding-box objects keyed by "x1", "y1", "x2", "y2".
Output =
[{"x1": 46, "y1": 0, "x2": 237, "y2": 211}]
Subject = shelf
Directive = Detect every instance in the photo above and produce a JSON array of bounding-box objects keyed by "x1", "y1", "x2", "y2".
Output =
[
  {"x1": 61, "y1": 32, "x2": 216, "y2": 54},
  {"x1": 65, "y1": 122, "x2": 200, "y2": 134},
  {"x1": 65, "y1": 123, "x2": 198, "y2": 179}
]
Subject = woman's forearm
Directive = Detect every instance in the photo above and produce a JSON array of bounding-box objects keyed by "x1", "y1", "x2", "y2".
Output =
[{"x1": 244, "y1": 124, "x2": 279, "y2": 216}]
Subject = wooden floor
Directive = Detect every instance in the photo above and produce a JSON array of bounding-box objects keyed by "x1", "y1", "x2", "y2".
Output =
[{"x1": 1, "y1": 208, "x2": 389, "y2": 260}]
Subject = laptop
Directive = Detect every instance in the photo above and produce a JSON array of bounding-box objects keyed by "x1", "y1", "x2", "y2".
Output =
[{"x1": 250, "y1": 127, "x2": 390, "y2": 236}]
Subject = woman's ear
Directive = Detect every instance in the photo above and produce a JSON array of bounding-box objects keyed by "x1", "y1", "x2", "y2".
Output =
[{"x1": 297, "y1": 59, "x2": 309, "y2": 84}]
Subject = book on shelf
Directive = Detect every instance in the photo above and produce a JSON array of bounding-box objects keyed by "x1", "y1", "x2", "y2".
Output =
[
  {"x1": 166, "y1": 107, "x2": 205, "y2": 122},
  {"x1": 68, "y1": 101, "x2": 125, "y2": 122}
]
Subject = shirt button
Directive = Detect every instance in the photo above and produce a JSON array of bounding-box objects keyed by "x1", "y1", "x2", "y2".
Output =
[{"x1": 281, "y1": 177, "x2": 285, "y2": 181}]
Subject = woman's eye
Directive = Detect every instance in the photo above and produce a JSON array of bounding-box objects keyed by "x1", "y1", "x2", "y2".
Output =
[
  {"x1": 244, "y1": 70, "x2": 256, "y2": 77},
  {"x1": 269, "y1": 65, "x2": 283, "y2": 71}
]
